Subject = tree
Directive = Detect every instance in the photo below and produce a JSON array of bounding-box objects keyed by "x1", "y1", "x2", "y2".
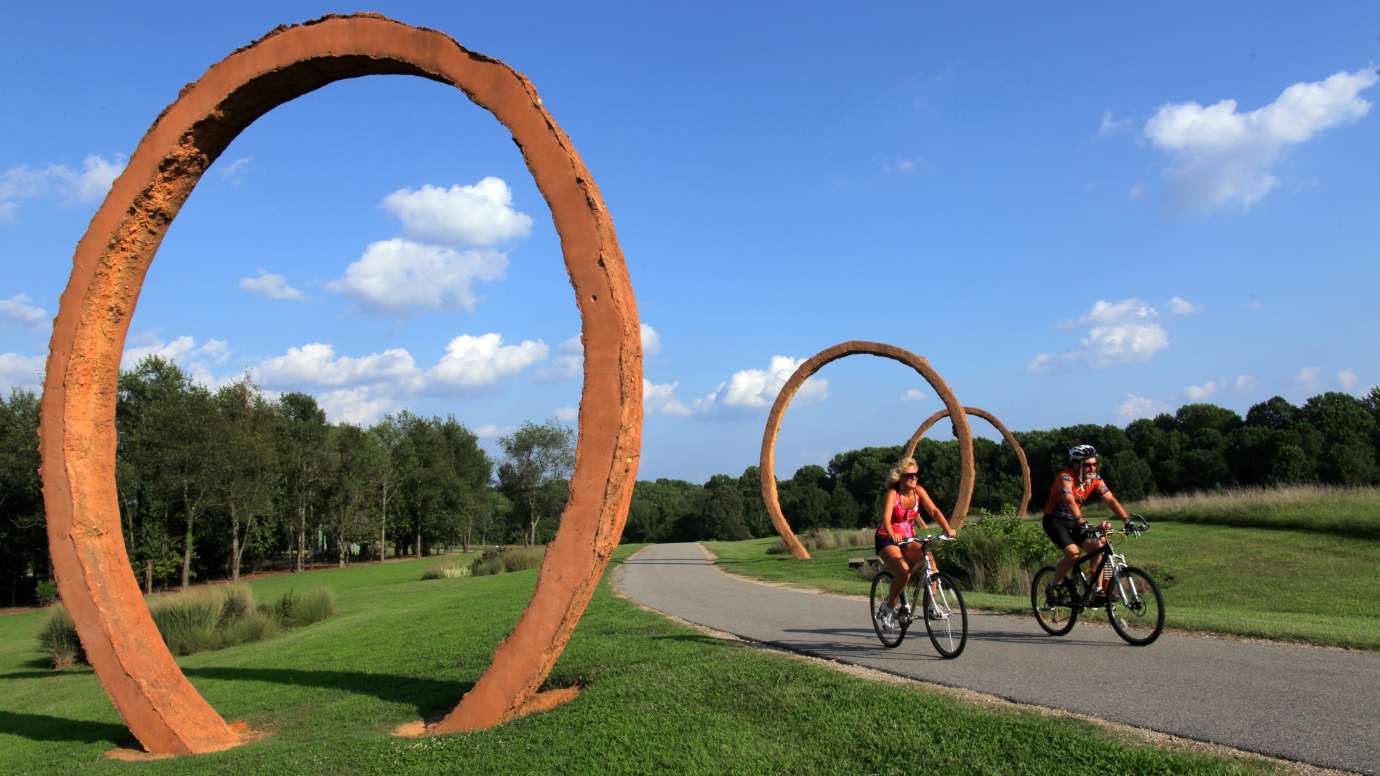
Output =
[
  {"x1": 0, "y1": 389, "x2": 44, "y2": 605},
  {"x1": 367, "y1": 416, "x2": 403, "y2": 561},
  {"x1": 498, "y1": 421, "x2": 575, "y2": 546},
  {"x1": 214, "y1": 379, "x2": 278, "y2": 581},
  {"x1": 321, "y1": 424, "x2": 377, "y2": 567},
  {"x1": 278, "y1": 392, "x2": 328, "y2": 572},
  {"x1": 141, "y1": 371, "x2": 218, "y2": 591}
]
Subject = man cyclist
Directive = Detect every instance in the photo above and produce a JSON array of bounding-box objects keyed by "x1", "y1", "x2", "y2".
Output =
[{"x1": 1042, "y1": 444, "x2": 1131, "y2": 602}]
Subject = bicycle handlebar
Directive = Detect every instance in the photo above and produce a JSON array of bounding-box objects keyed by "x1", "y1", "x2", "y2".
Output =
[{"x1": 897, "y1": 535, "x2": 956, "y2": 548}]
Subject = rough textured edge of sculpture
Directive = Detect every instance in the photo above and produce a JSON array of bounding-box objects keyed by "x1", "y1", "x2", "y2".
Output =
[
  {"x1": 37, "y1": 13, "x2": 642, "y2": 755},
  {"x1": 758, "y1": 341, "x2": 975, "y2": 561},
  {"x1": 903, "y1": 406, "x2": 1032, "y2": 517}
]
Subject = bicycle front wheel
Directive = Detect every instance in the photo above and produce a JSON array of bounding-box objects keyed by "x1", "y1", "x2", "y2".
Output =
[
  {"x1": 869, "y1": 570, "x2": 909, "y2": 648},
  {"x1": 1031, "y1": 565, "x2": 1077, "y2": 636},
  {"x1": 1106, "y1": 565, "x2": 1165, "y2": 646},
  {"x1": 922, "y1": 572, "x2": 968, "y2": 659}
]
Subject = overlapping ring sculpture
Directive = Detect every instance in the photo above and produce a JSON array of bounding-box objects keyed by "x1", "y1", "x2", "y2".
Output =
[
  {"x1": 758, "y1": 341, "x2": 975, "y2": 560},
  {"x1": 903, "y1": 406, "x2": 1032, "y2": 516},
  {"x1": 38, "y1": 14, "x2": 642, "y2": 755}
]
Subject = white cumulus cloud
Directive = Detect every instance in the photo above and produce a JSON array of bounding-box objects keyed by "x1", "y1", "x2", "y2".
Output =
[
  {"x1": 641, "y1": 324, "x2": 661, "y2": 356},
  {"x1": 0, "y1": 154, "x2": 125, "y2": 220},
  {"x1": 218, "y1": 156, "x2": 252, "y2": 186},
  {"x1": 0, "y1": 294, "x2": 48, "y2": 331},
  {"x1": 696, "y1": 355, "x2": 828, "y2": 414},
  {"x1": 381, "y1": 177, "x2": 532, "y2": 247},
  {"x1": 1185, "y1": 380, "x2": 1219, "y2": 401},
  {"x1": 1167, "y1": 296, "x2": 1202, "y2": 315},
  {"x1": 0, "y1": 352, "x2": 45, "y2": 392},
  {"x1": 538, "y1": 336, "x2": 583, "y2": 381},
  {"x1": 1338, "y1": 369, "x2": 1360, "y2": 393},
  {"x1": 1144, "y1": 68, "x2": 1378, "y2": 213},
  {"x1": 317, "y1": 387, "x2": 398, "y2": 425},
  {"x1": 1118, "y1": 394, "x2": 1169, "y2": 422},
  {"x1": 252, "y1": 343, "x2": 420, "y2": 389},
  {"x1": 899, "y1": 388, "x2": 928, "y2": 403},
  {"x1": 475, "y1": 424, "x2": 516, "y2": 439},
  {"x1": 1235, "y1": 375, "x2": 1260, "y2": 392},
  {"x1": 1295, "y1": 366, "x2": 1323, "y2": 392},
  {"x1": 1099, "y1": 110, "x2": 1134, "y2": 136},
  {"x1": 1031, "y1": 298, "x2": 1169, "y2": 371},
  {"x1": 554, "y1": 406, "x2": 578, "y2": 422},
  {"x1": 427, "y1": 333, "x2": 548, "y2": 390},
  {"x1": 644, "y1": 379, "x2": 691, "y2": 417},
  {"x1": 328, "y1": 238, "x2": 507, "y2": 315},
  {"x1": 121, "y1": 333, "x2": 233, "y2": 388},
  {"x1": 239, "y1": 270, "x2": 306, "y2": 301}
]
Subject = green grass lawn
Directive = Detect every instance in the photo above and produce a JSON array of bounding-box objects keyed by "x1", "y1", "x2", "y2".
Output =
[
  {"x1": 0, "y1": 550, "x2": 1276, "y2": 774},
  {"x1": 705, "y1": 521, "x2": 1380, "y2": 650}
]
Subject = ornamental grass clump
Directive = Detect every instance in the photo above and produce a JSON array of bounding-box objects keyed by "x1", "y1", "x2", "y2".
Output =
[
  {"x1": 37, "y1": 584, "x2": 334, "y2": 667},
  {"x1": 421, "y1": 562, "x2": 472, "y2": 580},
  {"x1": 767, "y1": 527, "x2": 873, "y2": 554},
  {"x1": 470, "y1": 546, "x2": 546, "y2": 577}
]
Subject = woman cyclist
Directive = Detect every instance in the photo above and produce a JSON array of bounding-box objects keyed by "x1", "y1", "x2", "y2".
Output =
[
  {"x1": 1043, "y1": 444, "x2": 1131, "y2": 600},
  {"x1": 875, "y1": 457, "x2": 955, "y2": 625}
]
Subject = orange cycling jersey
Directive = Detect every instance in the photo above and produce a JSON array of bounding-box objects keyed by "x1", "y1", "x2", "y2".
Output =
[{"x1": 1042, "y1": 468, "x2": 1110, "y2": 518}]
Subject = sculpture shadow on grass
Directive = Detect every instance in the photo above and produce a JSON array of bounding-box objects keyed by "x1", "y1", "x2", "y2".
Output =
[
  {"x1": 0, "y1": 710, "x2": 132, "y2": 746},
  {"x1": 182, "y1": 667, "x2": 473, "y2": 722}
]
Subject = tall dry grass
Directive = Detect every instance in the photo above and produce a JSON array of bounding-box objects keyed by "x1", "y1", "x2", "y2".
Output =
[
  {"x1": 1130, "y1": 485, "x2": 1380, "y2": 539},
  {"x1": 766, "y1": 527, "x2": 874, "y2": 555}
]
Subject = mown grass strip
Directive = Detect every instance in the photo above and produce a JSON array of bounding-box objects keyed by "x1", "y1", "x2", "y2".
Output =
[{"x1": 0, "y1": 550, "x2": 1274, "y2": 774}]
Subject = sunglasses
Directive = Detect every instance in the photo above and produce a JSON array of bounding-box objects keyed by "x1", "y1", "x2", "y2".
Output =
[{"x1": 903, "y1": 472, "x2": 919, "y2": 479}]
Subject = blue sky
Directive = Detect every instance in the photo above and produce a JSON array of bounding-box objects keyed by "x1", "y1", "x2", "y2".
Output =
[{"x1": 2, "y1": 2, "x2": 1377, "y2": 482}]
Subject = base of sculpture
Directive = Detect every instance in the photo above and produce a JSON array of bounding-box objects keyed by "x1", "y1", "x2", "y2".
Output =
[
  {"x1": 391, "y1": 686, "x2": 583, "y2": 737},
  {"x1": 104, "y1": 722, "x2": 266, "y2": 760}
]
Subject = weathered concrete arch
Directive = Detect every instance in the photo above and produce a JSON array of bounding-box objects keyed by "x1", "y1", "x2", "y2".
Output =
[
  {"x1": 758, "y1": 341, "x2": 974, "y2": 560},
  {"x1": 903, "y1": 406, "x2": 1032, "y2": 516},
  {"x1": 38, "y1": 14, "x2": 642, "y2": 755}
]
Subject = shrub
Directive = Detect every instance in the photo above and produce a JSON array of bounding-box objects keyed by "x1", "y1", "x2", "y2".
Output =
[
  {"x1": 38, "y1": 606, "x2": 84, "y2": 669},
  {"x1": 470, "y1": 546, "x2": 546, "y2": 577},
  {"x1": 940, "y1": 514, "x2": 1058, "y2": 595},
  {"x1": 767, "y1": 527, "x2": 873, "y2": 555},
  {"x1": 149, "y1": 590, "x2": 224, "y2": 655},
  {"x1": 422, "y1": 563, "x2": 472, "y2": 580},
  {"x1": 35, "y1": 579, "x2": 59, "y2": 607},
  {"x1": 37, "y1": 583, "x2": 334, "y2": 668},
  {"x1": 275, "y1": 588, "x2": 334, "y2": 627}
]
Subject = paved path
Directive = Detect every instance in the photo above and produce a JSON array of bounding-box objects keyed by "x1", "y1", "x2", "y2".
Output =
[{"x1": 616, "y1": 542, "x2": 1380, "y2": 774}]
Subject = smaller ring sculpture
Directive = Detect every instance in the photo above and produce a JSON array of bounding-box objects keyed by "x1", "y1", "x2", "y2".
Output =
[
  {"x1": 759, "y1": 341, "x2": 974, "y2": 560},
  {"x1": 903, "y1": 406, "x2": 1032, "y2": 516}
]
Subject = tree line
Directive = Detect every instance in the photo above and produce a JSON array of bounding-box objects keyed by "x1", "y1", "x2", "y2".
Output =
[
  {"x1": 3, "y1": 356, "x2": 1377, "y2": 605},
  {"x1": 622, "y1": 389, "x2": 1380, "y2": 544},
  {"x1": 0, "y1": 356, "x2": 575, "y2": 605}
]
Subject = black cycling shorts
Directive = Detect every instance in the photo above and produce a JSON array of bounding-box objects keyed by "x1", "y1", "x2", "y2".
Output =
[{"x1": 1042, "y1": 514, "x2": 1087, "y2": 549}]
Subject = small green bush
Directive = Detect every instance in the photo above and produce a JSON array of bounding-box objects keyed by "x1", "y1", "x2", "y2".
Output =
[
  {"x1": 37, "y1": 606, "x2": 84, "y2": 669},
  {"x1": 35, "y1": 579, "x2": 59, "y2": 607},
  {"x1": 220, "y1": 608, "x2": 280, "y2": 645},
  {"x1": 941, "y1": 514, "x2": 1058, "y2": 595},
  {"x1": 286, "y1": 589, "x2": 335, "y2": 627}
]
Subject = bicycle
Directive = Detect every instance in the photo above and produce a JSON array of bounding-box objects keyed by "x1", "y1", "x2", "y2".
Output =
[
  {"x1": 1030, "y1": 515, "x2": 1164, "y2": 646},
  {"x1": 869, "y1": 535, "x2": 968, "y2": 658}
]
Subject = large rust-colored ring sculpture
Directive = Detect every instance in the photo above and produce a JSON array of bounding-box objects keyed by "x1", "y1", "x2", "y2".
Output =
[
  {"x1": 38, "y1": 14, "x2": 642, "y2": 755},
  {"x1": 903, "y1": 406, "x2": 1032, "y2": 516},
  {"x1": 758, "y1": 341, "x2": 974, "y2": 560}
]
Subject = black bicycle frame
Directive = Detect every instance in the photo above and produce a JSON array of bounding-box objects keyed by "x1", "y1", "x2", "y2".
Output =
[{"x1": 1064, "y1": 538, "x2": 1115, "y2": 611}]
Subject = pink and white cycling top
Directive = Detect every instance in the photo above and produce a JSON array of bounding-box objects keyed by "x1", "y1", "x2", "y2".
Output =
[{"x1": 876, "y1": 493, "x2": 919, "y2": 539}]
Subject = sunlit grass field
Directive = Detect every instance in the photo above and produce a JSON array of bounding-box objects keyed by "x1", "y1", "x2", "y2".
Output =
[
  {"x1": 706, "y1": 497, "x2": 1380, "y2": 650},
  {"x1": 1130, "y1": 485, "x2": 1380, "y2": 539},
  {"x1": 0, "y1": 550, "x2": 1273, "y2": 774}
]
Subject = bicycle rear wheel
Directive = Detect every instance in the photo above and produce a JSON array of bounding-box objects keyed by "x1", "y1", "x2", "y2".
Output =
[
  {"x1": 1106, "y1": 565, "x2": 1164, "y2": 646},
  {"x1": 869, "y1": 570, "x2": 909, "y2": 648},
  {"x1": 922, "y1": 572, "x2": 968, "y2": 659},
  {"x1": 1031, "y1": 565, "x2": 1078, "y2": 636}
]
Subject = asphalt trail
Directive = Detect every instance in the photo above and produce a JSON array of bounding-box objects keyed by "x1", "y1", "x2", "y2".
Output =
[{"x1": 616, "y1": 542, "x2": 1380, "y2": 774}]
